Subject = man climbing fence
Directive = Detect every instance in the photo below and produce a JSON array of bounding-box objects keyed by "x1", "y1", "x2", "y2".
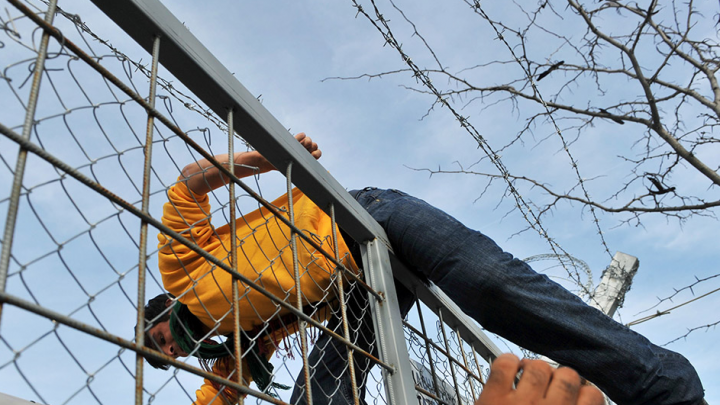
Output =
[{"x1": 143, "y1": 133, "x2": 705, "y2": 405}]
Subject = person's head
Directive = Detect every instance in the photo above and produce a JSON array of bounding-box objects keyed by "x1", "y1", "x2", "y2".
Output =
[{"x1": 140, "y1": 293, "x2": 188, "y2": 369}]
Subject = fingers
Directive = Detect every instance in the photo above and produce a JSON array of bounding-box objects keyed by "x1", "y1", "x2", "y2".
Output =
[
  {"x1": 475, "y1": 354, "x2": 520, "y2": 404},
  {"x1": 543, "y1": 367, "x2": 581, "y2": 404},
  {"x1": 577, "y1": 385, "x2": 606, "y2": 405},
  {"x1": 294, "y1": 132, "x2": 322, "y2": 160},
  {"x1": 537, "y1": 365, "x2": 605, "y2": 405},
  {"x1": 516, "y1": 358, "x2": 553, "y2": 402},
  {"x1": 475, "y1": 354, "x2": 606, "y2": 405},
  {"x1": 486, "y1": 354, "x2": 521, "y2": 392}
]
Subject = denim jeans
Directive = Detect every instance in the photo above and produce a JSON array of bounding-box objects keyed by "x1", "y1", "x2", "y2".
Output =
[{"x1": 291, "y1": 188, "x2": 704, "y2": 405}]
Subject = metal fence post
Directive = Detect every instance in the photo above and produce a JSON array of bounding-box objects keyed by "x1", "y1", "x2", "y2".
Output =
[
  {"x1": 361, "y1": 239, "x2": 417, "y2": 405},
  {"x1": 0, "y1": 0, "x2": 57, "y2": 324}
]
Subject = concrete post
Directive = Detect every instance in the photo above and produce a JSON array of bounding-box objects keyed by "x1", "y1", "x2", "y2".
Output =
[{"x1": 589, "y1": 252, "x2": 640, "y2": 317}]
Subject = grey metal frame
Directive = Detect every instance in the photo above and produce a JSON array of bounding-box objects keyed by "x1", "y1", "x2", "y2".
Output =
[{"x1": 0, "y1": 0, "x2": 503, "y2": 403}]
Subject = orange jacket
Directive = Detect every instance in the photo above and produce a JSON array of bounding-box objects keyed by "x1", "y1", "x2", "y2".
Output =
[{"x1": 157, "y1": 180, "x2": 358, "y2": 403}]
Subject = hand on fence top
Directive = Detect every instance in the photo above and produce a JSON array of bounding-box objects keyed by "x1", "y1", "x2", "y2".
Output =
[
  {"x1": 295, "y1": 132, "x2": 322, "y2": 160},
  {"x1": 475, "y1": 354, "x2": 604, "y2": 405},
  {"x1": 181, "y1": 132, "x2": 321, "y2": 195}
]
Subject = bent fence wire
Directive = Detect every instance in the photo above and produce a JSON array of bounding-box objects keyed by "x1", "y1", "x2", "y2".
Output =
[{"x1": 0, "y1": 0, "x2": 500, "y2": 404}]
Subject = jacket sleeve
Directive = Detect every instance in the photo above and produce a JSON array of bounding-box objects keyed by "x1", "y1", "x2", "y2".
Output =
[
  {"x1": 159, "y1": 180, "x2": 216, "y2": 249},
  {"x1": 157, "y1": 180, "x2": 222, "y2": 295}
]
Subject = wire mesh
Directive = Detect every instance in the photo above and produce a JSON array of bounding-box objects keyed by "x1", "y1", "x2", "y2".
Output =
[
  {"x1": 403, "y1": 302, "x2": 489, "y2": 405},
  {"x1": 0, "y1": 1, "x2": 496, "y2": 404}
]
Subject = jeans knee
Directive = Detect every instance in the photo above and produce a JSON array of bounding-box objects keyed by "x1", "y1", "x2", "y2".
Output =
[{"x1": 625, "y1": 348, "x2": 705, "y2": 405}]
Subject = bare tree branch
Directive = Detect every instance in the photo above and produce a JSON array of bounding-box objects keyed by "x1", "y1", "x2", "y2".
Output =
[{"x1": 345, "y1": 0, "x2": 719, "y2": 220}]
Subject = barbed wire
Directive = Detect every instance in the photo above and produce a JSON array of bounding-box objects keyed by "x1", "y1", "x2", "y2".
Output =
[
  {"x1": 344, "y1": 2, "x2": 720, "y2": 366},
  {"x1": 349, "y1": 0, "x2": 598, "y2": 299},
  {"x1": 627, "y1": 285, "x2": 720, "y2": 327},
  {"x1": 624, "y1": 272, "x2": 720, "y2": 345},
  {"x1": 634, "y1": 272, "x2": 720, "y2": 315},
  {"x1": 662, "y1": 319, "x2": 720, "y2": 347},
  {"x1": 462, "y1": 0, "x2": 612, "y2": 261},
  {"x1": 37, "y1": 0, "x2": 248, "y2": 148}
]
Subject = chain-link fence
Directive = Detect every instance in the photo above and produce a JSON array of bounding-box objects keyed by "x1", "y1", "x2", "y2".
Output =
[{"x1": 0, "y1": 1, "x2": 500, "y2": 404}]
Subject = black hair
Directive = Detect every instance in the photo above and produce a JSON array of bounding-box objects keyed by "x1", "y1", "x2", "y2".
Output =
[{"x1": 139, "y1": 293, "x2": 175, "y2": 370}]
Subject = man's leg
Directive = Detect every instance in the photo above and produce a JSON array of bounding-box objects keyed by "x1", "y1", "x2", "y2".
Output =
[
  {"x1": 350, "y1": 187, "x2": 704, "y2": 405},
  {"x1": 289, "y1": 275, "x2": 416, "y2": 404}
]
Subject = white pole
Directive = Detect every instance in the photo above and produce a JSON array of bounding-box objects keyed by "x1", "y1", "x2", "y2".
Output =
[{"x1": 589, "y1": 252, "x2": 639, "y2": 317}]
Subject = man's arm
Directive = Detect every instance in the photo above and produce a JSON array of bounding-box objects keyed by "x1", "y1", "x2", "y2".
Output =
[{"x1": 181, "y1": 132, "x2": 321, "y2": 195}]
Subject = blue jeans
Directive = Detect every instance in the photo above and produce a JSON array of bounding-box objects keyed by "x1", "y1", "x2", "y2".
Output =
[{"x1": 291, "y1": 188, "x2": 704, "y2": 405}]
